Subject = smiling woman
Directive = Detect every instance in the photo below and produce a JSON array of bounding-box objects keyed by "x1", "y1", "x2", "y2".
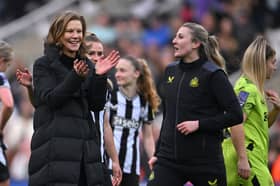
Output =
[
  {"x1": 28, "y1": 10, "x2": 120, "y2": 186},
  {"x1": 60, "y1": 20, "x2": 83, "y2": 57}
]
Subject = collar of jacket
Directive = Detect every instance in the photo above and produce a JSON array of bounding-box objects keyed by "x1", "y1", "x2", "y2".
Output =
[{"x1": 44, "y1": 43, "x2": 61, "y2": 62}]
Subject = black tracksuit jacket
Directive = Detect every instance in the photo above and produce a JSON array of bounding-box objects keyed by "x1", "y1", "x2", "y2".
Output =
[{"x1": 156, "y1": 58, "x2": 243, "y2": 165}]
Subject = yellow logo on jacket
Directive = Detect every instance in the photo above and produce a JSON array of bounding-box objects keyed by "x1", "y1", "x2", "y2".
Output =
[
  {"x1": 208, "y1": 178, "x2": 218, "y2": 186},
  {"x1": 148, "y1": 171, "x2": 155, "y2": 181},
  {"x1": 190, "y1": 77, "x2": 199, "y2": 87},
  {"x1": 167, "y1": 76, "x2": 174, "y2": 83}
]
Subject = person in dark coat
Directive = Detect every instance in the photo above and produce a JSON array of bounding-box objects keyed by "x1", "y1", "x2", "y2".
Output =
[
  {"x1": 147, "y1": 22, "x2": 243, "y2": 186},
  {"x1": 28, "y1": 10, "x2": 120, "y2": 186}
]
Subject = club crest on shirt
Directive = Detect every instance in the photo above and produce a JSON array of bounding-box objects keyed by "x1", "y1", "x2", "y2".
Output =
[
  {"x1": 189, "y1": 77, "x2": 199, "y2": 87},
  {"x1": 167, "y1": 76, "x2": 174, "y2": 83}
]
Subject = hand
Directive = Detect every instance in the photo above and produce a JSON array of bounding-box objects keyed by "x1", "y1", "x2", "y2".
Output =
[
  {"x1": 265, "y1": 89, "x2": 280, "y2": 110},
  {"x1": 176, "y1": 120, "x2": 199, "y2": 135},
  {"x1": 73, "y1": 59, "x2": 89, "y2": 77},
  {"x1": 237, "y1": 156, "x2": 250, "y2": 179},
  {"x1": 95, "y1": 50, "x2": 120, "y2": 75},
  {"x1": 111, "y1": 160, "x2": 122, "y2": 186},
  {"x1": 148, "y1": 156, "x2": 157, "y2": 170},
  {"x1": 16, "y1": 68, "x2": 32, "y2": 87}
]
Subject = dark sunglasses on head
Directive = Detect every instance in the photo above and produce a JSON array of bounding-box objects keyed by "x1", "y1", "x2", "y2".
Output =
[{"x1": 87, "y1": 51, "x2": 103, "y2": 56}]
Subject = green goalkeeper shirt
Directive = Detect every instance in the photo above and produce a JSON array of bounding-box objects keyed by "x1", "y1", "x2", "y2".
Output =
[{"x1": 234, "y1": 75, "x2": 269, "y2": 163}]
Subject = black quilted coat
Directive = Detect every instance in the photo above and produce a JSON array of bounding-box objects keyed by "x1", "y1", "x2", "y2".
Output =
[{"x1": 29, "y1": 45, "x2": 107, "y2": 186}]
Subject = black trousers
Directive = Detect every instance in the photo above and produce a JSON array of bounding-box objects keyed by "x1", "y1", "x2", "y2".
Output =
[
  {"x1": 147, "y1": 157, "x2": 227, "y2": 186},
  {"x1": 119, "y1": 173, "x2": 139, "y2": 186}
]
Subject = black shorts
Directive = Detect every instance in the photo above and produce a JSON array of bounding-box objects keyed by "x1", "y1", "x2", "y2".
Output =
[{"x1": 0, "y1": 143, "x2": 9, "y2": 182}]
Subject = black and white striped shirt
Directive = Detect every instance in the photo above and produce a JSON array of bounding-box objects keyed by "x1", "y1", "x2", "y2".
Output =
[
  {"x1": 0, "y1": 72, "x2": 10, "y2": 167},
  {"x1": 106, "y1": 89, "x2": 154, "y2": 175}
]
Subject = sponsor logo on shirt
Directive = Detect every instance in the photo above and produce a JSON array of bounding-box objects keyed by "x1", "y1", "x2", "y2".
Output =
[{"x1": 112, "y1": 115, "x2": 141, "y2": 129}]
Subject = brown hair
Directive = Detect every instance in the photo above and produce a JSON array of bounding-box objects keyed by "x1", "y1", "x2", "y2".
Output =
[
  {"x1": 122, "y1": 56, "x2": 161, "y2": 112},
  {"x1": 84, "y1": 32, "x2": 102, "y2": 52},
  {"x1": 45, "y1": 10, "x2": 87, "y2": 57}
]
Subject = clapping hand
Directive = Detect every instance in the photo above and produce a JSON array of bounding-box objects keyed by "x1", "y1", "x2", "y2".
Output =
[
  {"x1": 16, "y1": 68, "x2": 32, "y2": 87},
  {"x1": 95, "y1": 50, "x2": 120, "y2": 75},
  {"x1": 73, "y1": 59, "x2": 89, "y2": 77}
]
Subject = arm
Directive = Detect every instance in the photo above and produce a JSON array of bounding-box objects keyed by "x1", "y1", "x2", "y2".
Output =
[
  {"x1": 177, "y1": 71, "x2": 243, "y2": 134},
  {"x1": 16, "y1": 68, "x2": 34, "y2": 106},
  {"x1": 266, "y1": 89, "x2": 280, "y2": 127},
  {"x1": 33, "y1": 59, "x2": 85, "y2": 108},
  {"x1": 88, "y1": 72, "x2": 107, "y2": 111},
  {"x1": 88, "y1": 51, "x2": 119, "y2": 111},
  {"x1": 0, "y1": 87, "x2": 14, "y2": 131},
  {"x1": 142, "y1": 124, "x2": 155, "y2": 160},
  {"x1": 199, "y1": 71, "x2": 243, "y2": 131},
  {"x1": 230, "y1": 123, "x2": 250, "y2": 179},
  {"x1": 268, "y1": 108, "x2": 280, "y2": 127},
  {"x1": 104, "y1": 111, "x2": 122, "y2": 186}
]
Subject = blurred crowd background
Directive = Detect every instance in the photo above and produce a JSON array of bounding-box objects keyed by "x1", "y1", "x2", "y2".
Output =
[{"x1": 1, "y1": 0, "x2": 280, "y2": 185}]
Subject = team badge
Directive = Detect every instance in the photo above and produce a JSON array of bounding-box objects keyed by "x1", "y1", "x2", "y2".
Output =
[
  {"x1": 189, "y1": 77, "x2": 199, "y2": 87},
  {"x1": 167, "y1": 76, "x2": 174, "y2": 83}
]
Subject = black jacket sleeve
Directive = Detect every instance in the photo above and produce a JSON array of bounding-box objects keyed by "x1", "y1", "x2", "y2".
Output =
[
  {"x1": 199, "y1": 71, "x2": 243, "y2": 131},
  {"x1": 33, "y1": 58, "x2": 84, "y2": 108},
  {"x1": 87, "y1": 71, "x2": 107, "y2": 112}
]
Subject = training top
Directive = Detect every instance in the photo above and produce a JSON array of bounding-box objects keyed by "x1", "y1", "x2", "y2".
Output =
[
  {"x1": 234, "y1": 76, "x2": 269, "y2": 162},
  {"x1": 106, "y1": 88, "x2": 154, "y2": 175},
  {"x1": 156, "y1": 58, "x2": 243, "y2": 164}
]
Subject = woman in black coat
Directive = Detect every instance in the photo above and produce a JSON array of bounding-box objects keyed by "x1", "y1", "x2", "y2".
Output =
[{"x1": 28, "y1": 11, "x2": 119, "y2": 186}]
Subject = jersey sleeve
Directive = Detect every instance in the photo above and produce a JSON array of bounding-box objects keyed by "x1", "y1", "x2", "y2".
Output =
[
  {"x1": 0, "y1": 73, "x2": 10, "y2": 88},
  {"x1": 236, "y1": 90, "x2": 255, "y2": 117},
  {"x1": 143, "y1": 104, "x2": 154, "y2": 124}
]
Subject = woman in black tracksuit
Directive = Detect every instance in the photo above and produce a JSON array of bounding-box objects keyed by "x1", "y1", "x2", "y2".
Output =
[{"x1": 147, "y1": 22, "x2": 243, "y2": 186}]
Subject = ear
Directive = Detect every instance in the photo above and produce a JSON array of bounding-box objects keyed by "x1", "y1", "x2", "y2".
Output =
[
  {"x1": 192, "y1": 40, "x2": 201, "y2": 49},
  {"x1": 134, "y1": 70, "x2": 140, "y2": 79}
]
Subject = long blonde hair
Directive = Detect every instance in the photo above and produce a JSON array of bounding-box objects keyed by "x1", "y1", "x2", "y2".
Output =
[
  {"x1": 182, "y1": 22, "x2": 226, "y2": 70},
  {"x1": 123, "y1": 56, "x2": 161, "y2": 112},
  {"x1": 241, "y1": 36, "x2": 276, "y2": 95}
]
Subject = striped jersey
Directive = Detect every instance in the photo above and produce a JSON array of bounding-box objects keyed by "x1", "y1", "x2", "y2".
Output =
[
  {"x1": 0, "y1": 73, "x2": 10, "y2": 89},
  {"x1": 91, "y1": 110, "x2": 105, "y2": 162},
  {"x1": 0, "y1": 72, "x2": 10, "y2": 167},
  {"x1": 106, "y1": 89, "x2": 154, "y2": 175}
]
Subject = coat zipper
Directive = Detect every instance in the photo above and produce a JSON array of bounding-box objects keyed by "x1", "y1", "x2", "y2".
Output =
[{"x1": 174, "y1": 72, "x2": 185, "y2": 159}]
